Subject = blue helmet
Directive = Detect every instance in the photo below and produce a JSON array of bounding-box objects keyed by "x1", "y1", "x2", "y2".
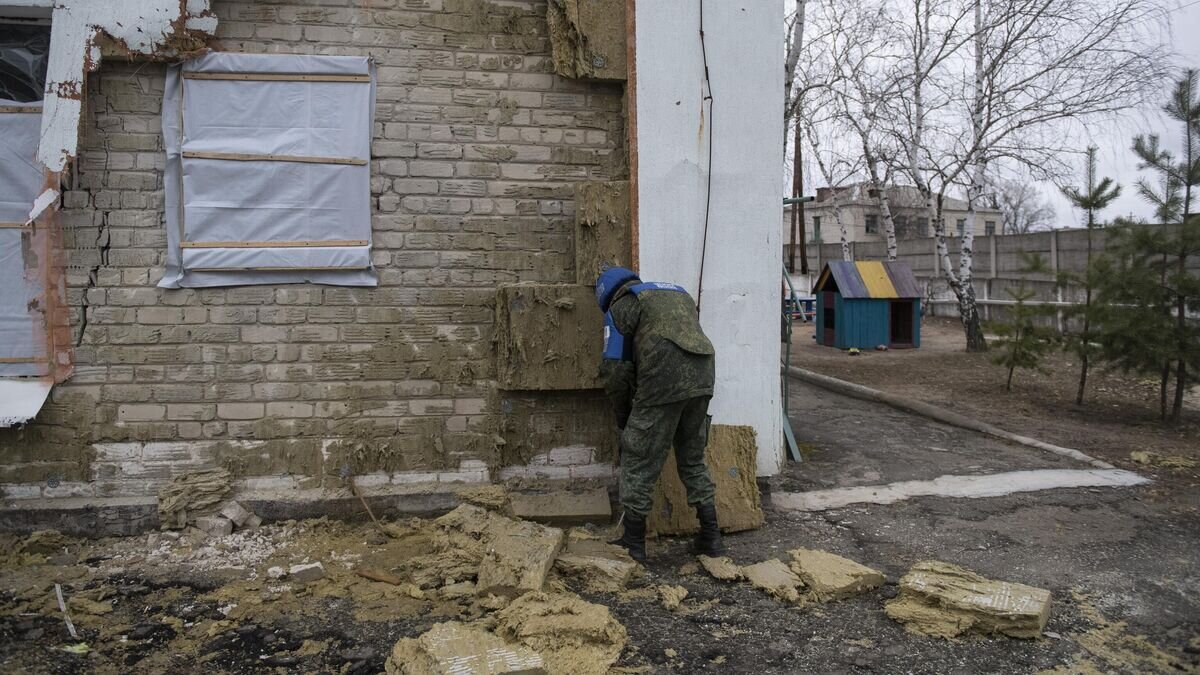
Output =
[{"x1": 595, "y1": 266, "x2": 639, "y2": 311}]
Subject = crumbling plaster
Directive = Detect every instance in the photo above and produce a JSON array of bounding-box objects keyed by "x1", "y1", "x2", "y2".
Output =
[{"x1": 31, "y1": 0, "x2": 217, "y2": 177}]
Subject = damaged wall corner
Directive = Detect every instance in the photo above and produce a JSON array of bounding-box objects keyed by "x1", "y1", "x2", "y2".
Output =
[
  {"x1": 494, "y1": 284, "x2": 604, "y2": 391},
  {"x1": 546, "y1": 0, "x2": 627, "y2": 81},
  {"x1": 574, "y1": 181, "x2": 632, "y2": 285},
  {"x1": 37, "y1": 0, "x2": 218, "y2": 174}
]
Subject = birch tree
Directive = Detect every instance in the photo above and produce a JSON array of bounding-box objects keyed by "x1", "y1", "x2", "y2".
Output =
[{"x1": 892, "y1": 0, "x2": 1168, "y2": 352}]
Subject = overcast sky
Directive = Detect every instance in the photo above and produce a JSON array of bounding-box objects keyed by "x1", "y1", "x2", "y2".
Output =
[{"x1": 1049, "y1": 1, "x2": 1200, "y2": 227}]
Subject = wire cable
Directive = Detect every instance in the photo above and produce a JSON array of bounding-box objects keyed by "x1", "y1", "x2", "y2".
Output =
[{"x1": 696, "y1": 0, "x2": 715, "y2": 315}]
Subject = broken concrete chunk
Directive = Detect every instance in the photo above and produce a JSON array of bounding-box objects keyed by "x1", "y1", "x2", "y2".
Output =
[
  {"x1": 494, "y1": 591, "x2": 628, "y2": 675},
  {"x1": 509, "y1": 487, "x2": 612, "y2": 525},
  {"x1": 385, "y1": 621, "x2": 546, "y2": 675},
  {"x1": 574, "y1": 181, "x2": 632, "y2": 285},
  {"x1": 698, "y1": 555, "x2": 745, "y2": 582},
  {"x1": 648, "y1": 425, "x2": 764, "y2": 536},
  {"x1": 742, "y1": 559, "x2": 805, "y2": 604},
  {"x1": 788, "y1": 548, "x2": 885, "y2": 602},
  {"x1": 242, "y1": 513, "x2": 263, "y2": 530},
  {"x1": 438, "y1": 581, "x2": 477, "y2": 601},
  {"x1": 194, "y1": 515, "x2": 233, "y2": 538},
  {"x1": 157, "y1": 468, "x2": 232, "y2": 530},
  {"x1": 885, "y1": 561, "x2": 1052, "y2": 639},
  {"x1": 546, "y1": 0, "x2": 627, "y2": 81},
  {"x1": 219, "y1": 501, "x2": 253, "y2": 527},
  {"x1": 267, "y1": 566, "x2": 285, "y2": 580},
  {"x1": 288, "y1": 562, "x2": 327, "y2": 584},
  {"x1": 494, "y1": 284, "x2": 603, "y2": 391}
]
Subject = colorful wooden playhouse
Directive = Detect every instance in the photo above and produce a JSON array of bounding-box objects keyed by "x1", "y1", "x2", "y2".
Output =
[{"x1": 813, "y1": 261, "x2": 922, "y2": 349}]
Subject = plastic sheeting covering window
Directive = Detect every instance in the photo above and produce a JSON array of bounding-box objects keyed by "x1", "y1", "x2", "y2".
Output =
[
  {"x1": 160, "y1": 53, "x2": 377, "y2": 288},
  {"x1": 0, "y1": 24, "x2": 50, "y2": 104},
  {"x1": 0, "y1": 104, "x2": 45, "y2": 377}
]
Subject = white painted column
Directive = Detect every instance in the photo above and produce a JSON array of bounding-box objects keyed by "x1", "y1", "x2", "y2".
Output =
[{"x1": 633, "y1": 0, "x2": 785, "y2": 476}]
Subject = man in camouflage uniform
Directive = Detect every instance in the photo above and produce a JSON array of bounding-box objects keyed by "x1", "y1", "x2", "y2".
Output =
[{"x1": 595, "y1": 266, "x2": 725, "y2": 562}]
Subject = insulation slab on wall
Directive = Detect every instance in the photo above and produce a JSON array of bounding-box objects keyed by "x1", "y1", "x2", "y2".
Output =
[
  {"x1": 648, "y1": 424, "x2": 764, "y2": 535},
  {"x1": 574, "y1": 181, "x2": 632, "y2": 285},
  {"x1": 495, "y1": 284, "x2": 603, "y2": 390}
]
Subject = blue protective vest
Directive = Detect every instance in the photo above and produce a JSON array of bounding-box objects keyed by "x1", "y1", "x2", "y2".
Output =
[{"x1": 601, "y1": 282, "x2": 690, "y2": 362}]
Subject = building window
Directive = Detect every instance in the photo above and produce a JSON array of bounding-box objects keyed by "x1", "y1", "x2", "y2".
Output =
[
  {"x1": 917, "y1": 217, "x2": 929, "y2": 237},
  {"x1": 956, "y1": 218, "x2": 966, "y2": 236},
  {"x1": 812, "y1": 216, "x2": 821, "y2": 243},
  {"x1": 865, "y1": 214, "x2": 878, "y2": 234},
  {"x1": 985, "y1": 220, "x2": 996, "y2": 236},
  {"x1": 160, "y1": 53, "x2": 377, "y2": 288}
]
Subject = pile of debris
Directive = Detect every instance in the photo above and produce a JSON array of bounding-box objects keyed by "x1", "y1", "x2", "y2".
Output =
[
  {"x1": 156, "y1": 468, "x2": 262, "y2": 538},
  {"x1": 379, "y1": 502, "x2": 636, "y2": 674},
  {"x1": 698, "y1": 547, "x2": 886, "y2": 606}
]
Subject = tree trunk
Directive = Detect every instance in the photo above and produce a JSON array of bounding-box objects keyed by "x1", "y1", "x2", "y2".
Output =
[
  {"x1": 1160, "y1": 362, "x2": 1170, "y2": 422},
  {"x1": 1077, "y1": 214, "x2": 1093, "y2": 405},
  {"x1": 959, "y1": 283, "x2": 988, "y2": 352},
  {"x1": 1171, "y1": 359, "x2": 1186, "y2": 424}
]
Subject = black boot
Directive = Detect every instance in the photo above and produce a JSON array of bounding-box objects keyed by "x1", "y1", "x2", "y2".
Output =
[
  {"x1": 610, "y1": 511, "x2": 647, "y2": 562},
  {"x1": 691, "y1": 503, "x2": 726, "y2": 556}
]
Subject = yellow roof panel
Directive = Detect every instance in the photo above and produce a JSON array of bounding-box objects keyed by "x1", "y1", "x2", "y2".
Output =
[{"x1": 855, "y1": 260, "x2": 898, "y2": 298}]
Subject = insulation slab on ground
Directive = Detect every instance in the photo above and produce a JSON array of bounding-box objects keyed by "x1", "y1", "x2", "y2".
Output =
[
  {"x1": 742, "y1": 559, "x2": 804, "y2": 604},
  {"x1": 698, "y1": 555, "x2": 745, "y2": 582},
  {"x1": 546, "y1": 0, "x2": 627, "y2": 81},
  {"x1": 574, "y1": 181, "x2": 632, "y2": 285},
  {"x1": 509, "y1": 487, "x2": 612, "y2": 525},
  {"x1": 495, "y1": 284, "x2": 603, "y2": 390},
  {"x1": 788, "y1": 548, "x2": 885, "y2": 602},
  {"x1": 554, "y1": 532, "x2": 640, "y2": 593},
  {"x1": 647, "y1": 425, "x2": 764, "y2": 536},
  {"x1": 494, "y1": 591, "x2": 628, "y2": 675},
  {"x1": 885, "y1": 561, "x2": 1052, "y2": 638},
  {"x1": 385, "y1": 621, "x2": 546, "y2": 674}
]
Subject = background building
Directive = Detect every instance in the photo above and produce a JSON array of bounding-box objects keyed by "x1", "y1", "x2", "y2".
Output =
[{"x1": 784, "y1": 184, "x2": 1004, "y2": 246}]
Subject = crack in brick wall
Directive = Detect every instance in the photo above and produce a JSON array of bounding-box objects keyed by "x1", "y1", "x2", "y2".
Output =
[{"x1": 0, "y1": 0, "x2": 625, "y2": 501}]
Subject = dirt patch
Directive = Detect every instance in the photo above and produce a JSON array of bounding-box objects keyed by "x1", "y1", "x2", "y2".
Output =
[
  {"x1": 546, "y1": 0, "x2": 627, "y2": 81},
  {"x1": 790, "y1": 318, "x2": 1200, "y2": 494},
  {"x1": 574, "y1": 181, "x2": 632, "y2": 285},
  {"x1": 648, "y1": 425, "x2": 764, "y2": 536},
  {"x1": 885, "y1": 560, "x2": 1052, "y2": 638},
  {"x1": 494, "y1": 284, "x2": 604, "y2": 391}
]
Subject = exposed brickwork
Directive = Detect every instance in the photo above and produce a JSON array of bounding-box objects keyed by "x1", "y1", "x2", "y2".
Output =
[{"x1": 0, "y1": 0, "x2": 624, "y2": 501}]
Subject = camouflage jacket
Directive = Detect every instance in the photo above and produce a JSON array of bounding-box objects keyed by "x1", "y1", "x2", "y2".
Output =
[{"x1": 603, "y1": 281, "x2": 716, "y2": 415}]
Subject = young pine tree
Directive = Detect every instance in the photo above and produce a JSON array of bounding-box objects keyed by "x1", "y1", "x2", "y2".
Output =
[
  {"x1": 989, "y1": 253, "x2": 1057, "y2": 392},
  {"x1": 1060, "y1": 147, "x2": 1121, "y2": 405},
  {"x1": 1124, "y1": 69, "x2": 1200, "y2": 423}
]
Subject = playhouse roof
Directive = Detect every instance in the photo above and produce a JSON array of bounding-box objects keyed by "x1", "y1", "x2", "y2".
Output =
[{"x1": 813, "y1": 261, "x2": 921, "y2": 299}]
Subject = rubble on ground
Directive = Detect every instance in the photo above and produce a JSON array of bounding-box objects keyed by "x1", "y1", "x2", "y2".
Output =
[
  {"x1": 885, "y1": 561, "x2": 1052, "y2": 638},
  {"x1": 551, "y1": 529, "x2": 640, "y2": 593},
  {"x1": 657, "y1": 585, "x2": 689, "y2": 611},
  {"x1": 157, "y1": 468, "x2": 232, "y2": 530},
  {"x1": 698, "y1": 555, "x2": 745, "y2": 581}
]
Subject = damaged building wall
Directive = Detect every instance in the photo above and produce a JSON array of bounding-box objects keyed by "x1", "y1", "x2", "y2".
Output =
[{"x1": 0, "y1": 0, "x2": 625, "y2": 502}]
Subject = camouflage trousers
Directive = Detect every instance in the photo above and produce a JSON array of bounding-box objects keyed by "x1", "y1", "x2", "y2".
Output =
[{"x1": 619, "y1": 395, "x2": 716, "y2": 518}]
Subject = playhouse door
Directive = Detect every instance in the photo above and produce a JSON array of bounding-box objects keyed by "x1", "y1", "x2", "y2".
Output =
[
  {"x1": 890, "y1": 300, "x2": 914, "y2": 346},
  {"x1": 822, "y1": 291, "x2": 836, "y2": 345}
]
